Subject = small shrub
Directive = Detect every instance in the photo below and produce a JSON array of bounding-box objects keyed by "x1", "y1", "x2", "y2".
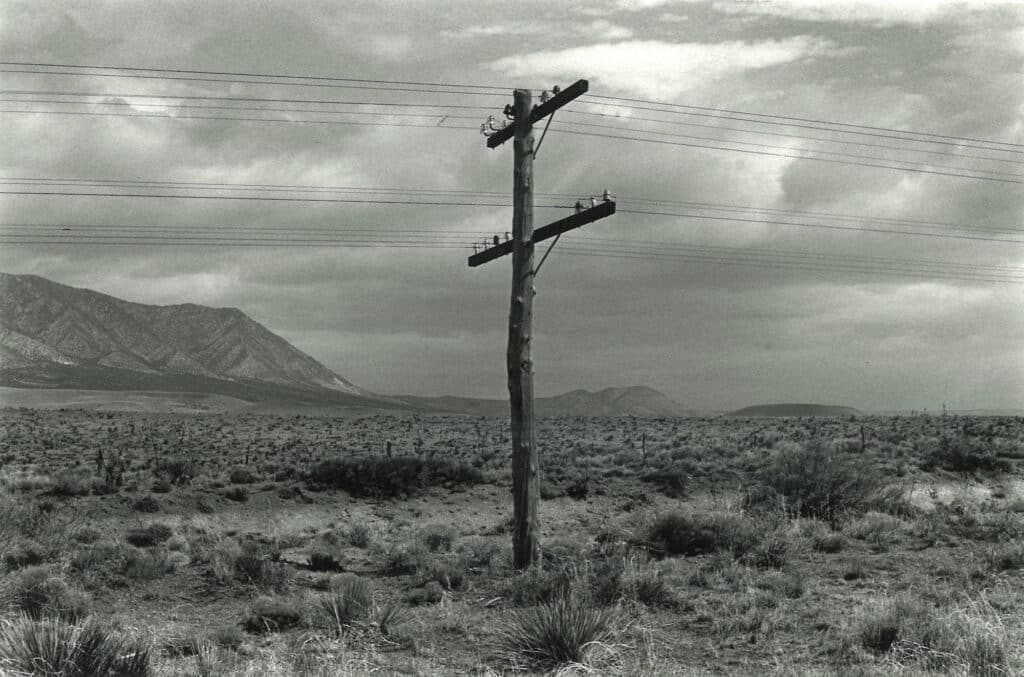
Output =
[
  {"x1": 3, "y1": 539, "x2": 48, "y2": 571},
  {"x1": 223, "y1": 486, "x2": 248, "y2": 502},
  {"x1": 228, "y1": 467, "x2": 256, "y2": 485},
  {"x1": 71, "y1": 527, "x2": 103, "y2": 545},
  {"x1": 456, "y1": 536, "x2": 501, "y2": 569},
  {"x1": 132, "y1": 495, "x2": 161, "y2": 513},
  {"x1": 234, "y1": 542, "x2": 292, "y2": 591},
  {"x1": 406, "y1": 581, "x2": 445, "y2": 606},
  {"x1": 506, "y1": 565, "x2": 573, "y2": 607},
  {"x1": 121, "y1": 549, "x2": 179, "y2": 580},
  {"x1": 924, "y1": 435, "x2": 1012, "y2": 474},
  {"x1": 242, "y1": 595, "x2": 303, "y2": 633},
  {"x1": 0, "y1": 616, "x2": 150, "y2": 676},
  {"x1": 209, "y1": 623, "x2": 244, "y2": 650},
  {"x1": 646, "y1": 511, "x2": 758, "y2": 557},
  {"x1": 347, "y1": 524, "x2": 372, "y2": 549},
  {"x1": 381, "y1": 541, "x2": 431, "y2": 576},
  {"x1": 812, "y1": 532, "x2": 846, "y2": 554},
  {"x1": 423, "y1": 558, "x2": 467, "y2": 591},
  {"x1": 125, "y1": 523, "x2": 173, "y2": 548},
  {"x1": 501, "y1": 596, "x2": 618, "y2": 669},
  {"x1": 640, "y1": 468, "x2": 687, "y2": 498},
  {"x1": 308, "y1": 551, "x2": 344, "y2": 572},
  {"x1": 985, "y1": 541, "x2": 1024, "y2": 572},
  {"x1": 756, "y1": 569, "x2": 806, "y2": 599},
  {"x1": 151, "y1": 478, "x2": 172, "y2": 494},
  {"x1": 1, "y1": 565, "x2": 92, "y2": 621},
  {"x1": 747, "y1": 443, "x2": 889, "y2": 524},
  {"x1": 742, "y1": 528, "x2": 793, "y2": 569},
  {"x1": 155, "y1": 456, "x2": 195, "y2": 485},
  {"x1": 306, "y1": 456, "x2": 484, "y2": 498},
  {"x1": 49, "y1": 472, "x2": 99, "y2": 497},
  {"x1": 842, "y1": 556, "x2": 869, "y2": 581},
  {"x1": 419, "y1": 524, "x2": 456, "y2": 553}
]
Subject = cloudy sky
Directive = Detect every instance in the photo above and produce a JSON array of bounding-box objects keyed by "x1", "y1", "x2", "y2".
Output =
[{"x1": 1, "y1": 0, "x2": 1022, "y2": 411}]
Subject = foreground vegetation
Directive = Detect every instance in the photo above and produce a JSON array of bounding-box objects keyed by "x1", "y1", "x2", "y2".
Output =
[{"x1": 1, "y1": 408, "x2": 1023, "y2": 675}]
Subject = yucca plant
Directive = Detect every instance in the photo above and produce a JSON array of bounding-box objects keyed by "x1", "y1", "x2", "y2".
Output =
[
  {"x1": 374, "y1": 599, "x2": 410, "y2": 637},
  {"x1": 318, "y1": 574, "x2": 372, "y2": 634},
  {"x1": 0, "y1": 615, "x2": 150, "y2": 676},
  {"x1": 500, "y1": 596, "x2": 618, "y2": 669}
]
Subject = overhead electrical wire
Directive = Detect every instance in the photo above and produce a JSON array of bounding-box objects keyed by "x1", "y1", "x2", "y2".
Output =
[
  {"x1": 552, "y1": 128, "x2": 1024, "y2": 184},
  {"x1": 549, "y1": 120, "x2": 1022, "y2": 179},
  {"x1": 2, "y1": 104, "x2": 1016, "y2": 184},
  {"x1": 2, "y1": 177, "x2": 1020, "y2": 239},
  {"x1": 6, "y1": 89, "x2": 1019, "y2": 167},
  {"x1": 0, "y1": 68, "x2": 512, "y2": 98},
  {"x1": 5, "y1": 220, "x2": 1021, "y2": 274},
  {"x1": 0, "y1": 61, "x2": 515, "y2": 93},
  {"x1": 579, "y1": 96, "x2": 1024, "y2": 154},
  {"x1": 1, "y1": 230, "x2": 1019, "y2": 284},
  {"x1": 5, "y1": 61, "x2": 1017, "y2": 154}
]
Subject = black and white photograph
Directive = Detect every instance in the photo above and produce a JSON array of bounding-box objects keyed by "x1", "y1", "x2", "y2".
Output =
[{"x1": 0, "y1": 0, "x2": 1022, "y2": 674}]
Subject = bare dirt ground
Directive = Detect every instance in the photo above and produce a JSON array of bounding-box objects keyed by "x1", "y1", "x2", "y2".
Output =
[{"x1": 1, "y1": 407, "x2": 1023, "y2": 675}]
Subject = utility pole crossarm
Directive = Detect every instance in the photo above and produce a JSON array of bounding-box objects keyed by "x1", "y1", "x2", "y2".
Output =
[
  {"x1": 486, "y1": 79, "x2": 589, "y2": 149},
  {"x1": 467, "y1": 200, "x2": 616, "y2": 267}
]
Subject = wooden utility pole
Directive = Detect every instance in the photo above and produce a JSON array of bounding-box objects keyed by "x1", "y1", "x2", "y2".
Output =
[
  {"x1": 509, "y1": 89, "x2": 537, "y2": 569},
  {"x1": 471, "y1": 79, "x2": 615, "y2": 570}
]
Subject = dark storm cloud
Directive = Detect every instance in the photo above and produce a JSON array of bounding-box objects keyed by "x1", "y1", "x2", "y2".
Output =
[{"x1": 1, "y1": 0, "x2": 1021, "y2": 410}]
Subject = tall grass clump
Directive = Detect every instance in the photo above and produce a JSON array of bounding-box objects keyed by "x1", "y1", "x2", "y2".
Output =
[
  {"x1": 856, "y1": 594, "x2": 1020, "y2": 675},
  {"x1": 0, "y1": 615, "x2": 150, "y2": 676},
  {"x1": 747, "y1": 442, "x2": 889, "y2": 524},
  {"x1": 500, "y1": 596, "x2": 618, "y2": 670}
]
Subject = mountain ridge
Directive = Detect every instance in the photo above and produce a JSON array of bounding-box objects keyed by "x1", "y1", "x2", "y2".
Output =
[
  {"x1": 0, "y1": 272, "x2": 362, "y2": 396},
  {"x1": 0, "y1": 272, "x2": 692, "y2": 417}
]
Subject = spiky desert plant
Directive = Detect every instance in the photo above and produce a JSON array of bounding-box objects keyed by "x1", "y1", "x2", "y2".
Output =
[
  {"x1": 0, "y1": 615, "x2": 150, "y2": 676},
  {"x1": 318, "y1": 574, "x2": 372, "y2": 633},
  {"x1": 374, "y1": 599, "x2": 409, "y2": 637},
  {"x1": 500, "y1": 596, "x2": 618, "y2": 669}
]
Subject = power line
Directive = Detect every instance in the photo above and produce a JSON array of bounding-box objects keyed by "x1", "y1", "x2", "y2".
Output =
[
  {"x1": 0, "y1": 89, "x2": 498, "y2": 111},
  {"x1": 0, "y1": 189, "x2": 578, "y2": 208},
  {"x1": 619, "y1": 208, "x2": 1024, "y2": 244},
  {"x1": 550, "y1": 120, "x2": 1022, "y2": 179},
  {"x1": 9, "y1": 88, "x2": 1019, "y2": 167},
  {"x1": 576, "y1": 100, "x2": 1024, "y2": 157},
  {"x1": 0, "y1": 98, "x2": 485, "y2": 121},
  {"x1": 2, "y1": 233, "x2": 1019, "y2": 284},
  {"x1": 6, "y1": 221, "x2": 1019, "y2": 274},
  {"x1": 6, "y1": 104, "x2": 1019, "y2": 183},
  {"x1": 561, "y1": 108, "x2": 1024, "y2": 167},
  {"x1": 0, "y1": 61, "x2": 515, "y2": 93},
  {"x1": 0, "y1": 107, "x2": 480, "y2": 130},
  {"x1": 0, "y1": 68, "x2": 511, "y2": 98},
  {"x1": 582, "y1": 94, "x2": 1024, "y2": 152},
  {"x1": 554, "y1": 128, "x2": 1024, "y2": 184},
  {"x1": 2, "y1": 177, "x2": 1019, "y2": 237},
  {"x1": 6, "y1": 61, "x2": 1015, "y2": 154}
]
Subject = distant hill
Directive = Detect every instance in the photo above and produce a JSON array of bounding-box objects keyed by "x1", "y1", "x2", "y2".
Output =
[
  {"x1": 0, "y1": 274, "x2": 692, "y2": 417},
  {"x1": 400, "y1": 386, "x2": 695, "y2": 417},
  {"x1": 0, "y1": 272, "x2": 404, "y2": 407},
  {"x1": 728, "y1": 403, "x2": 861, "y2": 417}
]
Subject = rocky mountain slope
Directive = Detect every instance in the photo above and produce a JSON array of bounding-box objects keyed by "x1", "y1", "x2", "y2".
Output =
[{"x1": 0, "y1": 272, "x2": 363, "y2": 397}]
